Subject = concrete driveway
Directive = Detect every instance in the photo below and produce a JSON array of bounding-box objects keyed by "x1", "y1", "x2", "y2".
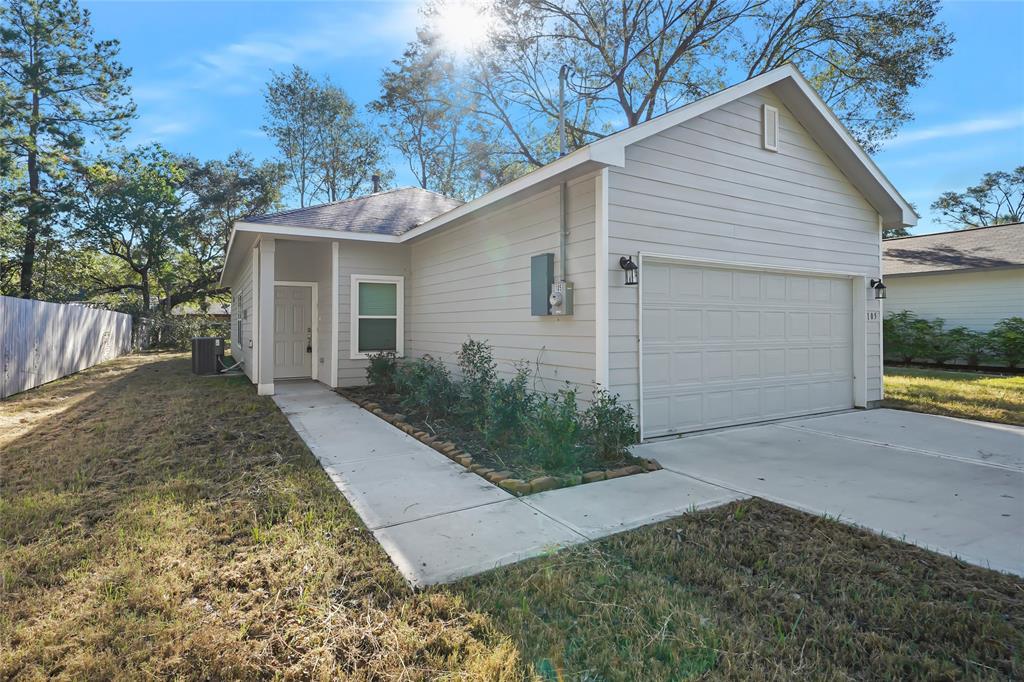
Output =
[{"x1": 634, "y1": 409, "x2": 1023, "y2": 576}]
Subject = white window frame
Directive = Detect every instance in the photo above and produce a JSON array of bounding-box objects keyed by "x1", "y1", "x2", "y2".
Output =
[
  {"x1": 762, "y1": 103, "x2": 780, "y2": 152},
  {"x1": 349, "y1": 274, "x2": 404, "y2": 359}
]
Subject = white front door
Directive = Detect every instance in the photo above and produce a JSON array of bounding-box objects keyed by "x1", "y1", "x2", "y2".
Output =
[
  {"x1": 641, "y1": 261, "x2": 854, "y2": 437},
  {"x1": 274, "y1": 285, "x2": 312, "y2": 379}
]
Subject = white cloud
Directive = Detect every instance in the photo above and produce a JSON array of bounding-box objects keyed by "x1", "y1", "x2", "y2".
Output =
[
  {"x1": 886, "y1": 110, "x2": 1024, "y2": 148},
  {"x1": 182, "y1": 3, "x2": 420, "y2": 94}
]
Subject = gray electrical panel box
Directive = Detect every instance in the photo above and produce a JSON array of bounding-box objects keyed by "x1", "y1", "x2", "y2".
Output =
[
  {"x1": 531, "y1": 253, "x2": 574, "y2": 316},
  {"x1": 531, "y1": 253, "x2": 553, "y2": 316}
]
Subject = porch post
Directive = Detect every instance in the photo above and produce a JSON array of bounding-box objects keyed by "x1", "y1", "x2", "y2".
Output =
[{"x1": 257, "y1": 237, "x2": 276, "y2": 395}]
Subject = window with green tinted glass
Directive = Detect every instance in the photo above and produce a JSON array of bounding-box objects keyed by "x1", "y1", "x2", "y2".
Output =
[{"x1": 352, "y1": 278, "x2": 402, "y2": 356}]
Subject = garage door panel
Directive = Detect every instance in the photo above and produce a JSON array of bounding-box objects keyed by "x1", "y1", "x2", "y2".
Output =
[{"x1": 642, "y1": 261, "x2": 854, "y2": 436}]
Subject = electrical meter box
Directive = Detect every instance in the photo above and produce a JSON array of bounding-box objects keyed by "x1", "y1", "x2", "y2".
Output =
[
  {"x1": 549, "y1": 280, "x2": 574, "y2": 316},
  {"x1": 531, "y1": 253, "x2": 574, "y2": 316}
]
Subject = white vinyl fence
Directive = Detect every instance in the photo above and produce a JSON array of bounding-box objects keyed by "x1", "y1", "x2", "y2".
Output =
[{"x1": 1, "y1": 296, "x2": 132, "y2": 399}]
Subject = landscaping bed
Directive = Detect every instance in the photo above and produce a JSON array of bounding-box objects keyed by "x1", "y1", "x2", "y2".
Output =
[
  {"x1": 337, "y1": 340, "x2": 655, "y2": 494},
  {"x1": 340, "y1": 386, "x2": 659, "y2": 494}
]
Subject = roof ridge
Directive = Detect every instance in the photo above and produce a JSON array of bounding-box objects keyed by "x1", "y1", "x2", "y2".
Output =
[
  {"x1": 251, "y1": 186, "x2": 458, "y2": 222},
  {"x1": 884, "y1": 221, "x2": 1023, "y2": 241}
]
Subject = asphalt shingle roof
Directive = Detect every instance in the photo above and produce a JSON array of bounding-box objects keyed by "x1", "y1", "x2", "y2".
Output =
[
  {"x1": 251, "y1": 187, "x2": 464, "y2": 236},
  {"x1": 883, "y1": 223, "x2": 1024, "y2": 275}
]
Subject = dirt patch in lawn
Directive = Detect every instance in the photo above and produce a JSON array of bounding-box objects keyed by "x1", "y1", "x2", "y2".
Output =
[{"x1": 339, "y1": 385, "x2": 648, "y2": 486}]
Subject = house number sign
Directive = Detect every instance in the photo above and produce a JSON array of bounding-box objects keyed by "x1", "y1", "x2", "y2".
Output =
[{"x1": 866, "y1": 311, "x2": 880, "y2": 322}]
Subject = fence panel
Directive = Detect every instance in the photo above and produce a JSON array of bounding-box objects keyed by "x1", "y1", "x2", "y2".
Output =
[{"x1": 0, "y1": 296, "x2": 133, "y2": 399}]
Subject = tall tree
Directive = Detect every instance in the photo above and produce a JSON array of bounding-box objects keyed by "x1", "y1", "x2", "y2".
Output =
[
  {"x1": 166, "y1": 151, "x2": 285, "y2": 310},
  {"x1": 931, "y1": 167, "x2": 1024, "y2": 229},
  {"x1": 373, "y1": 29, "x2": 490, "y2": 199},
  {"x1": 0, "y1": 0, "x2": 134, "y2": 298},
  {"x1": 74, "y1": 145, "x2": 183, "y2": 312},
  {"x1": 262, "y1": 66, "x2": 320, "y2": 207},
  {"x1": 379, "y1": 0, "x2": 952, "y2": 193},
  {"x1": 263, "y1": 66, "x2": 389, "y2": 206}
]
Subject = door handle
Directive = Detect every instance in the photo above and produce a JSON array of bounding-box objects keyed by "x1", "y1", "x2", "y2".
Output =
[{"x1": 306, "y1": 327, "x2": 312, "y2": 353}]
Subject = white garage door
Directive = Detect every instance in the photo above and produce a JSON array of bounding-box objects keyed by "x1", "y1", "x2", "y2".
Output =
[{"x1": 641, "y1": 261, "x2": 854, "y2": 437}]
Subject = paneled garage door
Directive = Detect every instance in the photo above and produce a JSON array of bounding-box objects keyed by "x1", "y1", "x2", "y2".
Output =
[{"x1": 641, "y1": 261, "x2": 854, "y2": 437}]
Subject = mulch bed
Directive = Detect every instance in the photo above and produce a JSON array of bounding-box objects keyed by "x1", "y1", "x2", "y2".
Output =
[{"x1": 339, "y1": 385, "x2": 659, "y2": 495}]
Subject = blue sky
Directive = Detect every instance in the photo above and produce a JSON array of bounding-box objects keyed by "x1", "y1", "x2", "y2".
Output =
[{"x1": 84, "y1": 0, "x2": 1024, "y2": 234}]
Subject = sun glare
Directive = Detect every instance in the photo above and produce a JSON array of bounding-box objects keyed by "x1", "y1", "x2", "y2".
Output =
[{"x1": 432, "y1": 0, "x2": 497, "y2": 55}]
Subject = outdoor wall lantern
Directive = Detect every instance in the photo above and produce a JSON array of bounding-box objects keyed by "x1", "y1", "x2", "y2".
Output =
[
  {"x1": 870, "y1": 278, "x2": 887, "y2": 300},
  {"x1": 619, "y1": 256, "x2": 639, "y2": 286}
]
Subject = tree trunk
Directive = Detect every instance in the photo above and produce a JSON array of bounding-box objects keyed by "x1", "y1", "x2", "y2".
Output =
[
  {"x1": 141, "y1": 270, "x2": 151, "y2": 312},
  {"x1": 19, "y1": 92, "x2": 41, "y2": 299}
]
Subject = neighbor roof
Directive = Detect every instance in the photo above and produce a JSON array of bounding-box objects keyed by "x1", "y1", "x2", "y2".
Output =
[
  {"x1": 249, "y1": 187, "x2": 464, "y2": 236},
  {"x1": 883, "y1": 223, "x2": 1024, "y2": 276}
]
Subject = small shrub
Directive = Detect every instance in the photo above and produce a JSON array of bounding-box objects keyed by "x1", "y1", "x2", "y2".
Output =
[
  {"x1": 945, "y1": 326, "x2": 990, "y2": 368},
  {"x1": 989, "y1": 317, "x2": 1024, "y2": 368},
  {"x1": 526, "y1": 386, "x2": 583, "y2": 472},
  {"x1": 456, "y1": 339, "x2": 497, "y2": 417},
  {"x1": 582, "y1": 388, "x2": 639, "y2": 461},
  {"x1": 884, "y1": 311, "x2": 933, "y2": 363},
  {"x1": 922, "y1": 318, "x2": 956, "y2": 366},
  {"x1": 480, "y1": 363, "x2": 536, "y2": 450},
  {"x1": 365, "y1": 352, "x2": 397, "y2": 392},
  {"x1": 394, "y1": 355, "x2": 460, "y2": 419}
]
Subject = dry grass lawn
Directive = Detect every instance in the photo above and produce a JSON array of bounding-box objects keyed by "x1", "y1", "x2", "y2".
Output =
[
  {"x1": 883, "y1": 367, "x2": 1024, "y2": 426},
  {"x1": 2, "y1": 354, "x2": 1021, "y2": 680}
]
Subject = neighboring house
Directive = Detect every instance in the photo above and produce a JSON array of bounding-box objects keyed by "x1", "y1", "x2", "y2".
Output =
[
  {"x1": 220, "y1": 64, "x2": 915, "y2": 439},
  {"x1": 883, "y1": 223, "x2": 1024, "y2": 331}
]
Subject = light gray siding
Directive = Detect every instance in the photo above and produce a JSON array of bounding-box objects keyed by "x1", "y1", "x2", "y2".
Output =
[
  {"x1": 409, "y1": 175, "x2": 598, "y2": 395},
  {"x1": 336, "y1": 241, "x2": 411, "y2": 386},
  {"x1": 885, "y1": 269, "x2": 1024, "y2": 331},
  {"x1": 607, "y1": 87, "x2": 884, "y2": 411},
  {"x1": 230, "y1": 249, "x2": 255, "y2": 382}
]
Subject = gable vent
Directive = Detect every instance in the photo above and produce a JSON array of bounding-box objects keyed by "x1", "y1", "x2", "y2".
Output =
[{"x1": 762, "y1": 104, "x2": 779, "y2": 152}]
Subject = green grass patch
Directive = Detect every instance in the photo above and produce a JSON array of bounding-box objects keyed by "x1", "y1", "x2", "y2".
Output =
[
  {"x1": 883, "y1": 367, "x2": 1024, "y2": 425},
  {"x1": 2, "y1": 354, "x2": 1020, "y2": 680}
]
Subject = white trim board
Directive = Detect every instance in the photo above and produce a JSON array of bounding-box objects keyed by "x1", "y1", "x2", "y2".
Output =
[
  {"x1": 349, "y1": 274, "x2": 405, "y2": 360},
  {"x1": 594, "y1": 169, "x2": 610, "y2": 390},
  {"x1": 273, "y1": 280, "x2": 319, "y2": 382}
]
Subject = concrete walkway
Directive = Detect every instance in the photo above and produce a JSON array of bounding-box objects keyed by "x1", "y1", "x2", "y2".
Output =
[{"x1": 272, "y1": 381, "x2": 742, "y2": 586}]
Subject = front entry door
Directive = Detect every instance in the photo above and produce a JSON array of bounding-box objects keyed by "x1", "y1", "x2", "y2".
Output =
[{"x1": 274, "y1": 285, "x2": 312, "y2": 379}]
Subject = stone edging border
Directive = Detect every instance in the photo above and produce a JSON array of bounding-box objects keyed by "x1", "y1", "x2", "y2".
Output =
[{"x1": 346, "y1": 396, "x2": 662, "y2": 495}]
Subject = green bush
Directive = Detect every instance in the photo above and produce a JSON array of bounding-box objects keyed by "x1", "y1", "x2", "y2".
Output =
[
  {"x1": 883, "y1": 311, "x2": 934, "y2": 363},
  {"x1": 394, "y1": 355, "x2": 460, "y2": 419},
  {"x1": 886, "y1": 311, "x2": 1023, "y2": 367},
  {"x1": 456, "y1": 338, "x2": 497, "y2": 419},
  {"x1": 365, "y1": 352, "x2": 397, "y2": 392},
  {"x1": 526, "y1": 386, "x2": 583, "y2": 472},
  {"x1": 582, "y1": 388, "x2": 639, "y2": 462},
  {"x1": 480, "y1": 363, "x2": 536, "y2": 450},
  {"x1": 989, "y1": 317, "x2": 1024, "y2": 368},
  {"x1": 945, "y1": 326, "x2": 990, "y2": 368}
]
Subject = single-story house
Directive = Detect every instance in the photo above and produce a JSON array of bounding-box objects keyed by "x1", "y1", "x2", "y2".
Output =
[
  {"x1": 220, "y1": 63, "x2": 915, "y2": 439},
  {"x1": 883, "y1": 223, "x2": 1024, "y2": 331}
]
